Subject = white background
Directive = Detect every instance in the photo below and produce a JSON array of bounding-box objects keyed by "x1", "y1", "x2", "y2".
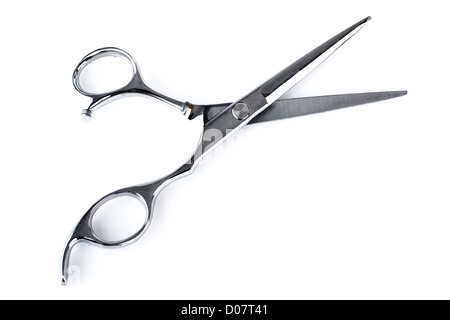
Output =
[{"x1": 0, "y1": 0, "x2": 449, "y2": 299}]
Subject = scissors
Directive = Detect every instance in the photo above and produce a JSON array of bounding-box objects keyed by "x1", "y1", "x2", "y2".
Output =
[{"x1": 62, "y1": 16, "x2": 406, "y2": 285}]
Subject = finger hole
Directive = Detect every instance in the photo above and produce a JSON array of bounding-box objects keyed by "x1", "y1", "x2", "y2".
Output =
[
  {"x1": 76, "y1": 54, "x2": 134, "y2": 95},
  {"x1": 91, "y1": 194, "x2": 147, "y2": 243}
]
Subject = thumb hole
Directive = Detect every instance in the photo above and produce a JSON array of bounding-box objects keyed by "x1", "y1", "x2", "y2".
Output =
[
  {"x1": 78, "y1": 55, "x2": 134, "y2": 95},
  {"x1": 91, "y1": 195, "x2": 147, "y2": 242}
]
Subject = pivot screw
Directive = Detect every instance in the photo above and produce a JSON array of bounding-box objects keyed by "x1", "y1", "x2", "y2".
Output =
[{"x1": 232, "y1": 102, "x2": 250, "y2": 120}]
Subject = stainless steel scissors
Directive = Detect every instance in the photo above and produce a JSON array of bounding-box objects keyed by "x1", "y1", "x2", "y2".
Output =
[{"x1": 62, "y1": 16, "x2": 406, "y2": 285}]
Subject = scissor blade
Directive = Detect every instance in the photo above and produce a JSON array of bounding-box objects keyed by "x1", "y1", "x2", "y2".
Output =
[
  {"x1": 249, "y1": 91, "x2": 407, "y2": 124},
  {"x1": 261, "y1": 16, "x2": 372, "y2": 105},
  {"x1": 202, "y1": 91, "x2": 407, "y2": 124}
]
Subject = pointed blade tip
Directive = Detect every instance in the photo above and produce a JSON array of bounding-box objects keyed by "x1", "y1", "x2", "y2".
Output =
[
  {"x1": 360, "y1": 16, "x2": 372, "y2": 25},
  {"x1": 393, "y1": 90, "x2": 408, "y2": 97}
]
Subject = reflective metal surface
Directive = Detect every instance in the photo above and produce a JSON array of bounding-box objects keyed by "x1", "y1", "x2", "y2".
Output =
[
  {"x1": 72, "y1": 47, "x2": 193, "y2": 120},
  {"x1": 62, "y1": 17, "x2": 407, "y2": 285},
  {"x1": 61, "y1": 163, "x2": 193, "y2": 285},
  {"x1": 251, "y1": 91, "x2": 408, "y2": 123},
  {"x1": 232, "y1": 103, "x2": 250, "y2": 120},
  {"x1": 203, "y1": 91, "x2": 408, "y2": 124},
  {"x1": 260, "y1": 17, "x2": 372, "y2": 104}
]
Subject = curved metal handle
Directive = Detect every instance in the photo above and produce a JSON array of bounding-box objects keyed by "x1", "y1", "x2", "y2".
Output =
[
  {"x1": 72, "y1": 47, "x2": 192, "y2": 120},
  {"x1": 61, "y1": 162, "x2": 194, "y2": 285},
  {"x1": 73, "y1": 47, "x2": 138, "y2": 97}
]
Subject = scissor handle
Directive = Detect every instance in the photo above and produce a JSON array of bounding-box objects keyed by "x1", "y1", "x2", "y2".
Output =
[
  {"x1": 73, "y1": 47, "x2": 138, "y2": 97},
  {"x1": 72, "y1": 47, "x2": 192, "y2": 120},
  {"x1": 61, "y1": 162, "x2": 194, "y2": 285}
]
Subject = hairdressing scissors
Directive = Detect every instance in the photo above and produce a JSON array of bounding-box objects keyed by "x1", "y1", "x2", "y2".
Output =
[{"x1": 62, "y1": 16, "x2": 407, "y2": 285}]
